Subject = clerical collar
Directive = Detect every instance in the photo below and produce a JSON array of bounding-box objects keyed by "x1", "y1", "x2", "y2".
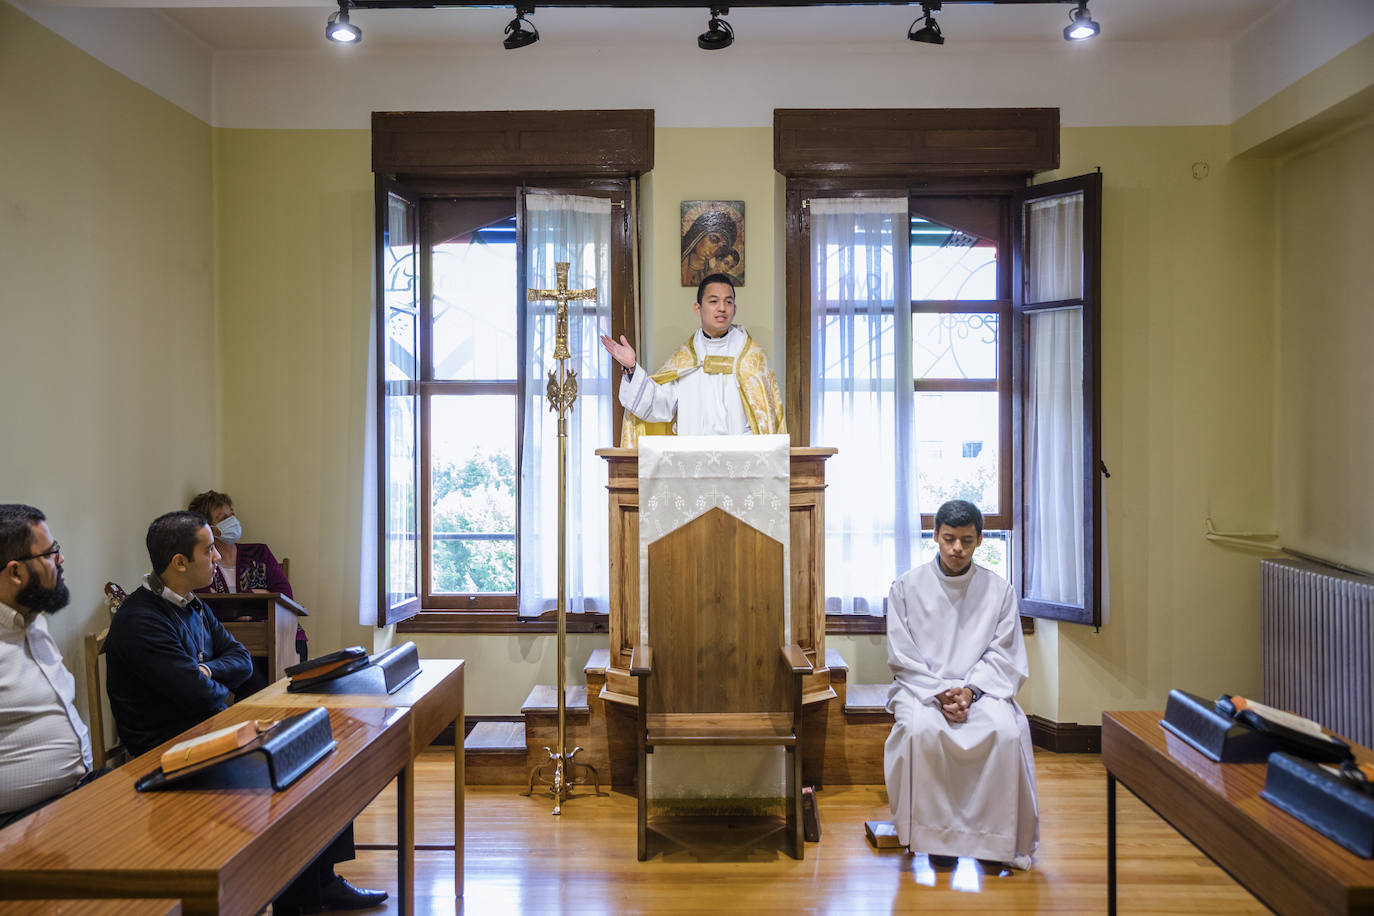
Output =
[
  {"x1": 698, "y1": 325, "x2": 739, "y2": 345},
  {"x1": 144, "y1": 572, "x2": 195, "y2": 608},
  {"x1": 935, "y1": 556, "x2": 975, "y2": 578}
]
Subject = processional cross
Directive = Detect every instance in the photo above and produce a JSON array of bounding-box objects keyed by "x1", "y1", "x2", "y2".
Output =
[{"x1": 522, "y1": 261, "x2": 606, "y2": 815}]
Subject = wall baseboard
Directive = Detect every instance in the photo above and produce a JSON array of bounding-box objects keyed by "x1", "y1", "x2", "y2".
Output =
[{"x1": 1027, "y1": 714, "x2": 1101, "y2": 754}]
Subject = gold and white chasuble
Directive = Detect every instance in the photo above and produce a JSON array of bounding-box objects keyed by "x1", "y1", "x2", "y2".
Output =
[
  {"x1": 618, "y1": 325, "x2": 786, "y2": 448},
  {"x1": 884, "y1": 559, "x2": 1040, "y2": 868}
]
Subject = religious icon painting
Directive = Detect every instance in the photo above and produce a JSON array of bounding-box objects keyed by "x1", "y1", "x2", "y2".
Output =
[{"x1": 680, "y1": 200, "x2": 745, "y2": 287}]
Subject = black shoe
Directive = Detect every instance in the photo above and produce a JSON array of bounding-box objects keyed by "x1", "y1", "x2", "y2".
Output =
[
  {"x1": 977, "y1": 859, "x2": 1009, "y2": 874},
  {"x1": 927, "y1": 853, "x2": 958, "y2": 869},
  {"x1": 317, "y1": 875, "x2": 388, "y2": 911}
]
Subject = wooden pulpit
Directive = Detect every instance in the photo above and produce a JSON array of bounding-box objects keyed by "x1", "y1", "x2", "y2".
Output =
[
  {"x1": 200, "y1": 592, "x2": 308, "y2": 684},
  {"x1": 594, "y1": 445, "x2": 837, "y2": 708}
]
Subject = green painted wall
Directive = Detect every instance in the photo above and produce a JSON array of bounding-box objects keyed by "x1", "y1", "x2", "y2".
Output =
[{"x1": 0, "y1": 1, "x2": 215, "y2": 743}]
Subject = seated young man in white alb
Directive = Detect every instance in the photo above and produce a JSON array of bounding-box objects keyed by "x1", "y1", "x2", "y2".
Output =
[
  {"x1": 599, "y1": 273, "x2": 785, "y2": 446},
  {"x1": 884, "y1": 499, "x2": 1039, "y2": 871}
]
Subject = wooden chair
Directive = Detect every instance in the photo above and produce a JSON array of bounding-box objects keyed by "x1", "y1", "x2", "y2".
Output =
[
  {"x1": 631, "y1": 507, "x2": 811, "y2": 861},
  {"x1": 83, "y1": 627, "x2": 126, "y2": 770}
]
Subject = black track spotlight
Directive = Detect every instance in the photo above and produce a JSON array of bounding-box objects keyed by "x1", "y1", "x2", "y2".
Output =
[
  {"x1": 698, "y1": 7, "x2": 734, "y2": 51},
  {"x1": 1063, "y1": 1, "x2": 1100, "y2": 41},
  {"x1": 503, "y1": 6, "x2": 539, "y2": 50},
  {"x1": 326, "y1": 2, "x2": 361, "y2": 43},
  {"x1": 907, "y1": 1, "x2": 943, "y2": 46}
]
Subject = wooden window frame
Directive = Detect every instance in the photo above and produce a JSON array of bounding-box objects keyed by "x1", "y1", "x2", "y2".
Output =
[
  {"x1": 373, "y1": 111, "x2": 651, "y2": 633},
  {"x1": 775, "y1": 108, "x2": 1103, "y2": 633},
  {"x1": 1011, "y1": 172, "x2": 1104, "y2": 627}
]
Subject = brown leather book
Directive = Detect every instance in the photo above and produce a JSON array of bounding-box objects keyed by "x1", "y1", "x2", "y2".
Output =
[
  {"x1": 284, "y1": 646, "x2": 369, "y2": 686},
  {"x1": 160, "y1": 719, "x2": 276, "y2": 773},
  {"x1": 802, "y1": 785, "x2": 820, "y2": 842},
  {"x1": 289, "y1": 655, "x2": 361, "y2": 682}
]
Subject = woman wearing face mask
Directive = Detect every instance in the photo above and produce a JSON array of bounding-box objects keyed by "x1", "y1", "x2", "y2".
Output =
[{"x1": 188, "y1": 491, "x2": 306, "y2": 689}]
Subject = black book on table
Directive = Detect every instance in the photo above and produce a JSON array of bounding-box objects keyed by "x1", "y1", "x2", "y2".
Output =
[
  {"x1": 135, "y1": 707, "x2": 335, "y2": 793},
  {"x1": 1261, "y1": 752, "x2": 1374, "y2": 858},
  {"x1": 287, "y1": 641, "x2": 421, "y2": 695}
]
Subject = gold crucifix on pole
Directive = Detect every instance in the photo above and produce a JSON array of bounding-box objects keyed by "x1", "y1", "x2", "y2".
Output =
[{"x1": 521, "y1": 261, "x2": 606, "y2": 815}]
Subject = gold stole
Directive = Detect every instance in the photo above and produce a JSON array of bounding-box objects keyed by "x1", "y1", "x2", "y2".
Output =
[{"x1": 618, "y1": 331, "x2": 787, "y2": 447}]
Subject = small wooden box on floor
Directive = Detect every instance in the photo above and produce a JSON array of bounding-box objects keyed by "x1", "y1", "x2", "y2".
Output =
[{"x1": 865, "y1": 820, "x2": 903, "y2": 849}]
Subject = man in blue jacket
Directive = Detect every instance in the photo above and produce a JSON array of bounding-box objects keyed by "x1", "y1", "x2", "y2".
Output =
[
  {"x1": 106, "y1": 510, "x2": 385, "y2": 913},
  {"x1": 105, "y1": 510, "x2": 252, "y2": 755}
]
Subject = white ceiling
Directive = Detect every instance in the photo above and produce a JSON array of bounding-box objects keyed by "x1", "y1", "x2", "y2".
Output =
[{"x1": 24, "y1": 0, "x2": 1284, "y2": 52}]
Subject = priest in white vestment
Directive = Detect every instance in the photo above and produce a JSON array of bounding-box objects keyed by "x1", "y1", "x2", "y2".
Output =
[
  {"x1": 884, "y1": 499, "x2": 1039, "y2": 870},
  {"x1": 599, "y1": 273, "x2": 785, "y2": 447}
]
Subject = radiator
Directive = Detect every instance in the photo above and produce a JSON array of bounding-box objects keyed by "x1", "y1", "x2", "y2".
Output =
[{"x1": 1261, "y1": 558, "x2": 1374, "y2": 748}]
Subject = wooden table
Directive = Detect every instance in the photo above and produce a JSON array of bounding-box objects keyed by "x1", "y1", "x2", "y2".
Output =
[
  {"x1": 5, "y1": 901, "x2": 182, "y2": 915},
  {"x1": 0, "y1": 704, "x2": 409, "y2": 916},
  {"x1": 1102, "y1": 710, "x2": 1374, "y2": 915},
  {"x1": 236, "y1": 659, "x2": 465, "y2": 910}
]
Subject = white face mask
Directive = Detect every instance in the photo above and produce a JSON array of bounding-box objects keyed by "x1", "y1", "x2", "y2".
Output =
[{"x1": 215, "y1": 514, "x2": 242, "y2": 544}]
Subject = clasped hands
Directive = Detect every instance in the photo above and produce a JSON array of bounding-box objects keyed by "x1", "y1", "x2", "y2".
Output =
[{"x1": 936, "y1": 686, "x2": 975, "y2": 724}]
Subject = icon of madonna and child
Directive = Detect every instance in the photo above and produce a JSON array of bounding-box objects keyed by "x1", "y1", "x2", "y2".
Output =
[{"x1": 680, "y1": 200, "x2": 744, "y2": 287}]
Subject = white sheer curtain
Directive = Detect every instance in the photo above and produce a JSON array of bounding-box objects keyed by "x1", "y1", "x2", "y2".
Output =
[
  {"x1": 1025, "y1": 193, "x2": 1085, "y2": 605},
  {"x1": 519, "y1": 192, "x2": 612, "y2": 617},
  {"x1": 810, "y1": 198, "x2": 918, "y2": 615}
]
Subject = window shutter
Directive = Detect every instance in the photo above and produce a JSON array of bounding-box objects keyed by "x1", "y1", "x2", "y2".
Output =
[
  {"x1": 376, "y1": 175, "x2": 422, "y2": 626},
  {"x1": 1012, "y1": 172, "x2": 1103, "y2": 626}
]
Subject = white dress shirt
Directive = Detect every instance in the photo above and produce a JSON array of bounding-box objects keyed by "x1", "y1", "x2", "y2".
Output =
[{"x1": 0, "y1": 602, "x2": 93, "y2": 815}]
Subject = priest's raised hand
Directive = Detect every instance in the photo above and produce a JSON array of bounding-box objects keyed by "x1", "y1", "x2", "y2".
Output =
[{"x1": 599, "y1": 333, "x2": 637, "y2": 371}]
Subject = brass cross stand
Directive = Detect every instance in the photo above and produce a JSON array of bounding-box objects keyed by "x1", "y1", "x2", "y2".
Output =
[{"x1": 522, "y1": 261, "x2": 606, "y2": 815}]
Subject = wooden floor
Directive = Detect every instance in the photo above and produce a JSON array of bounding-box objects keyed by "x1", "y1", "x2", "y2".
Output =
[{"x1": 333, "y1": 748, "x2": 1269, "y2": 915}]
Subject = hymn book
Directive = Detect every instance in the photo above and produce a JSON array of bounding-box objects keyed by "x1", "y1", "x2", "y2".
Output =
[{"x1": 160, "y1": 719, "x2": 276, "y2": 774}]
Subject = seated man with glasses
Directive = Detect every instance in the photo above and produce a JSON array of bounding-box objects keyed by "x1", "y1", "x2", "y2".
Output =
[{"x1": 0, "y1": 503, "x2": 96, "y2": 828}]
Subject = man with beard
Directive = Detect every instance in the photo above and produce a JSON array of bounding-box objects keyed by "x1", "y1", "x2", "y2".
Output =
[{"x1": 0, "y1": 503, "x2": 94, "y2": 828}]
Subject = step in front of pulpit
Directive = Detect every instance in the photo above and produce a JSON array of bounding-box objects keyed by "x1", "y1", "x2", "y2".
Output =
[
  {"x1": 798, "y1": 648, "x2": 893, "y2": 788},
  {"x1": 463, "y1": 721, "x2": 527, "y2": 785},
  {"x1": 459, "y1": 648, "x2": 895, "y2": 788}
]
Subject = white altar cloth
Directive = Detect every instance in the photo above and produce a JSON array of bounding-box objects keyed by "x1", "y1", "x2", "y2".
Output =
[{"x1": 636, "y1": 434, "x2": 790, "y2": 644}]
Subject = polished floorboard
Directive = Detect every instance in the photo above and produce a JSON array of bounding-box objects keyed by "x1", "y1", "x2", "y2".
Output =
[{"x1": 330, "y1": 748, "x2": 1267, "y2": 915}]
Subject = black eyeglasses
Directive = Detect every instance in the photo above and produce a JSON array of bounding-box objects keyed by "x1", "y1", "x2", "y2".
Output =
[{"x1": 15, "y1": 542, "x2": 61, "y2": 562}]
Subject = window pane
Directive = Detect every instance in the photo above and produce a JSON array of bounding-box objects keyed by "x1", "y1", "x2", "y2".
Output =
[
  {"x1": 384, "y1": 194, "x2": 418, "y2": 382},
  {"x1": 430, "y1": 394, "x2": 516, "y2": 594},
  {"x1": 818, "y1": 311, "x2": 895, "y2": 387},
  {"x1": 432, "y1": 212, "x2": 518, "y2": 381},
  {"x1": 918, "y1": 530, "x2": 1010, "y2": 583},
  {"x1": 385, "y1": 388, "x2": 417, "y2": 605},
  {"x1": 911, "y1": 216, "x2": 997, "y2": 300},
  {"x1": 1025, "y1": 192, "x2": 1084, "y2": 303},
  {"x1": 912, "y1": 312, "x2": 998, "y2": 380},
  {"x1": 915, "y1": 391, "x2": 1000, "y2": 514},
  {"x1": 1024, "y1": 307, "x2": 1084, "y2": 606}
]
